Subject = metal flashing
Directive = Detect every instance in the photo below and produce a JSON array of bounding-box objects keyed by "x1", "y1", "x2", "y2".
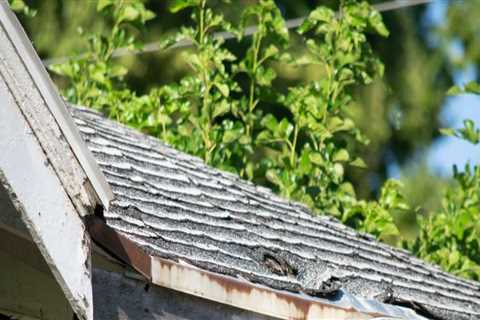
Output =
[{"x1": 85, "y1": 215, "x2": 151, "y2": 281}]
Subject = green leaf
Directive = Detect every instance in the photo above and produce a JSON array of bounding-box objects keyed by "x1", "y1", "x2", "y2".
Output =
[
  {"x1": 459, "y1": 119, "x2": 480, "y2": 144},
  {"x1": 169, "y1": 0, "x2": 200, "y2": 13},
  {"x1": 9, "y1": 0, "x2": 25, "y2": 11},
  {"x1": 310, "y1": 7, "x2": 334, "y2": 23},
  {"x1": 333, "y1": 163, "x2": 344, "y2": 178},
  {"x1": 350, "y1": 157, "x2": 367, "y2": 168},
  {"x1": 464, "y1": 81, "x2": 480, "y2": 95},
  {"x1": 256, "y1": 67, "x2": 276, "y2": 86},
  {"x1": 261, "y1": 114, "x2": 278, "y2": 132},
  {"x1": 142, "y1": 9, "x2": 156, "y2": 22},
  {"x1": 439, "y1": 128, "x2": 456, "y2": 137},
  {"x1": 309, "y1": 152, "x2": 323, "y2": 165},
  {"x1": 157, "y1": 114, "x2": 172, "y2": 125},
  {"x1": 299, "y1": 150, "x2": 312, "y2": 173},
  {"x1": 257, "y1": 130, "x2": 272, "y2": 142},
  {"x1": 368, "y1": 10, "x2": 389, "y2": 37},
  {"x1": 298, "y1": 19, "x2": 314, "y2": 34},
  {"x1": 277, "y1": 118, "x2": 293, "y2": 138},
  {"x1": 447, "y1": 85, "x2": 463, "y2": 96},
  {"x1": 263, "y1": 45, "x2": 279, "y2": 59},
  {"x1": 214, "y1": 82, "x2": 230, "y2": 97},
  {"x1": 120, "y1": 5, "x2": 140, "y2": 22},
  {"x1": 333, "y1": 149, "x2": 350, "y2": 162},
  {"x1": 212, "y1": 100, "x2": 230, "y2": 118},
  {"x1": 97, "y1": 0, "x2": 114, "y2": 11},
  {"x1": 9, "y1": 0, "x2": 36, "y2": 16},
  {"x1": 266, "y1": 169, "x2": 282, "y2": 187},
  {"x1": 223, "y1": 129, "x2": 242, "y2": 144}
]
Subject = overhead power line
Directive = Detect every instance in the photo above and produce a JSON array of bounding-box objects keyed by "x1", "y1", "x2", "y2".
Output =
[{"x1": 42, "y1": 0, "x2": 433, "y2": 66}]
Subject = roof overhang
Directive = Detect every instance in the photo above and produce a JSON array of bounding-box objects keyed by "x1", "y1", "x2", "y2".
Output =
[
  {"x1": 0, "y1": 1, "x2": 113, "y2": 211},
  {"x1": 86, "y1": 216, "x2": 427, "y2": 320},
  {"x1": 0, "y1": 3, "x2": 114, "y2": 319}
]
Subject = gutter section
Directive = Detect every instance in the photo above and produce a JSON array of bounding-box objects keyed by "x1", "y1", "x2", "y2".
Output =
[
  {"x1": 85, "y1": 216, "x2": 151, "y2": 280},
  {"x1": 151, "y1": 256, "x2": 376, "y2": 320},
  {"x1": 86, "y1": 216, "x2": 424, "y2": 320}
]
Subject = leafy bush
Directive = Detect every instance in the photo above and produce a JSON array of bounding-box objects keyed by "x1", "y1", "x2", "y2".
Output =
[
  {"x1": 410, "y1": 83, "x2": 480, "y2": 280},
  {"x1": 42, "y1": 0, "x2": 480, "y2": 280}
]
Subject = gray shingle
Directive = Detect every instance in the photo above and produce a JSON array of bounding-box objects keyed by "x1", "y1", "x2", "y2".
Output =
[{"x1": 71, "y1": 106, "x2": 480, "y2": 320}]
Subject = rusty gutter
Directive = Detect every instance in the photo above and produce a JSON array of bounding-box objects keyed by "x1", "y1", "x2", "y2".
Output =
[
  {"x1": 85, "y1": 216, "x2": 151, "y2": 280},
  {"x1": 86, "y1": 216, "x2": 425, "y2": 320}
]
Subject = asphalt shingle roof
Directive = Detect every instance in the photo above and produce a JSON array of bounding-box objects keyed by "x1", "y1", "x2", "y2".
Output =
[{"x1": 71, "y1": 106, "x2": 480, "y2": 320}]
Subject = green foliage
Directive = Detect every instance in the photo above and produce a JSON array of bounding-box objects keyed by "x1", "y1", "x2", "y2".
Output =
[
  {"x1": 344, "y1": 180, "x2": 409, "y2": 242},
  {"x1": 410, "y1": 85, "x2": 480, "y2": 280},
  {"x1": 8, "y1": 0, "x2": 36, "y2": 17},
  {"x1": 51, "y1": 0, "x2": 392, "y2": 219},
  {"x1": 48, "y1": 0, "x2": 480, "y2": 281},
  {"x1": 49, "y1": 0, "x2": 155, "y2": 116},
  {"x1": 411, "y1": 163, "x2": 480, "y2": 280},
  {"x1": 447, "y1": 81, "x2": 480, "y2": 96},
  {"x1": 442, "y1": 81, "x2": 480, "y2": 145}
]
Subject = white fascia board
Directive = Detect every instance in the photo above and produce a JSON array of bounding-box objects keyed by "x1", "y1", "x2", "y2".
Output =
[
  {"x1": 0, "y1": 79, "x2": 93, "y2": 320},
  {"x1": 0, "y1": 1, "x2": 113, "y2": 211}
]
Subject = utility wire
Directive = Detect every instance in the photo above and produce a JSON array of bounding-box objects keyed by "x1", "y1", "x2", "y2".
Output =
[{"x1": 42, "y1": 0, "x2": 433, "y2": 66}]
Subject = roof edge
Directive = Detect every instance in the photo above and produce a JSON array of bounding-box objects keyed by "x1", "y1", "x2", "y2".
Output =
[
  {"x1": 85, "y1": 216, "x2": 425, "y2": 320},
  {"x1": 0, "y1": 2, "x2": 113, "y2": 209}
]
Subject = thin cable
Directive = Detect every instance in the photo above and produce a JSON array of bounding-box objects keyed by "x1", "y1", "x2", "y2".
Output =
[{"x1": 42, "y1": 0, "x2": 433, "y2": 66}]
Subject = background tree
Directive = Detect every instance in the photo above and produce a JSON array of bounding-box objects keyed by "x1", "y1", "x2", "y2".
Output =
[{"x1": 12, "y1": 0, "x2": 480, "y2": 280}]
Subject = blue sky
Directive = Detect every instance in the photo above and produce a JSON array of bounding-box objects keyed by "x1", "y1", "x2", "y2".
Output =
[{"x1": 397, "y1": 1, "x2": 480, "y2": 176}]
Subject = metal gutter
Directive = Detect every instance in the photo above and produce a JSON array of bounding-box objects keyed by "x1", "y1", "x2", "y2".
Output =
[
  {"x1": 85, "y1": 216, "x2": 151, "y2": 281},
  {"x1": 86, "y1": 216, "x2": 426, "y2": 320},
  {"x1": 0, "y1": 2, "x2": 113, "y2": 209}
]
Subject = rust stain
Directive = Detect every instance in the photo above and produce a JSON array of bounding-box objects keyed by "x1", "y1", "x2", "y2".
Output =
[
  {"x1": 85, "y1": 215, "x2": 151, "y2": 280},
  {"x1": 86, "y1": 217, "x2": 389, "y2": 320},
  {"x1": 151, "y1": 257, "x2": 385, "y2": 320}
]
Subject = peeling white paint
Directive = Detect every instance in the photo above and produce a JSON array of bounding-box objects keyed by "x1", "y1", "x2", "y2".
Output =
[
  {"x1": 0, "y1": 2, "x2": 113, "y2": 209},
  {"x1": 0, "y1": 79, "x2": 93, "y2": 320}
]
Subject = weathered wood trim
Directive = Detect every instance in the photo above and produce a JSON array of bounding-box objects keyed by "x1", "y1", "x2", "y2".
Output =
[
  {"x1": 0, "y1": 1, "x2": 113, "y2": 212},
  {"x1": 0, "y1": 81, "x2": 92, "y2": 320}
]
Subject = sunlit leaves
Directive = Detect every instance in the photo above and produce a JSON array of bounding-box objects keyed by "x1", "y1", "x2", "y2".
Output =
[
  {"x1": 411, "y1": 82, "x2": 480, "y2": 280},
  {"x1": 168, "y1": 0, "x2": 200, "y2": 13},
  {"x1": 45, "y1": 0, "x2": 445, "y2": 275},
  {"x1": 411, "y1": 163, "x2": 480, "y2": 280},
  {"x1": 8, "y1": 0, "x2": 36, "y2": 17},
  {"x1": 343, "y1": 180, "x2": 407, "y2": 241},
  {"x1": 448, "y1": 81, "x2": 480, "y2": 96},
  {"x1": 441, "y1": 120, "x2": 480, "y2": 145}
]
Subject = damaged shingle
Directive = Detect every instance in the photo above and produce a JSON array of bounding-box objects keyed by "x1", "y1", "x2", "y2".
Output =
[{"x1": 71, "y1": 105, "x2": 480, "y2": 320}]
